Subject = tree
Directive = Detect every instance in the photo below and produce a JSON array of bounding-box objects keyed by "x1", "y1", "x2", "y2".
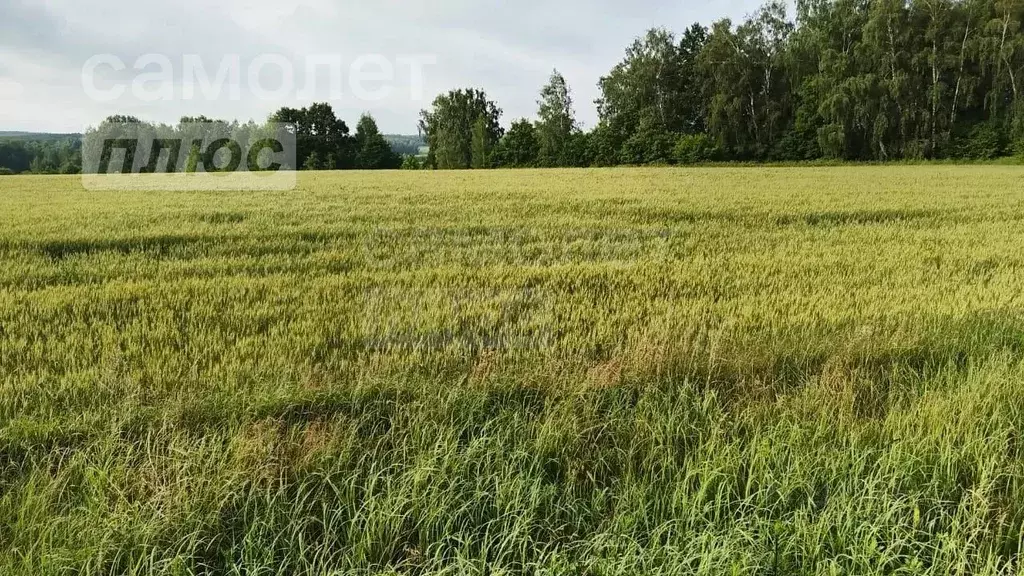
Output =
[
  {"x1": 185, "y1": 143, "x2": 201, "y2": 173},
  {"x1": 419, "y1": 89, "x2": 503, "y2": 169},
  {"x1": 493, "y1": 119, "x2": 540, "y2": 167},
  {"x1": 678, "y1": 24, "x2": 712, "y2": 134},
  {"x1": 270, "y1": 103, "x2": 353, "y2": 170},
  {"x1": 789, "y1": 0, "x2": 872, "y2": 159},
  {"x1": 471, "y1": 114, "x2": 492, "y2": 168},
  {"x1": 588, "y1": 122, "x2": 625, "y2": 166},
  {"x1": 400, "y1": 155, "x2": 422, "y2": 169},
  {"x1": 562, "y1": 130, "x2": 596, "y2": 167},
  {"x1": 597, "y1": 26, "x2": 708, "y2": 163},
  {"x1": 303, "y1": 151, "x2": 323, "y2": 171},
  {"x1": 354, "y1": 114, "x2": 401, "y2": 169},
  {"x1": 1, "y1": 138, "x2": 82, "y2": 174},
  {"x1": 981, "y1": 0, "x2": 1024, "y2": 151},
  {"x1": 536, "y1": 70, "x2": 579, "y2": 166},
  {"x1": 860, "y1": 0, "x2": 916, "y2": 157},
  {"x1": 701, "y1": 2, "x2": 795, "y2": 159},
  {"x1": 673, "y1": 133, "x2": 717, "y2": 163},
  {"x1": 0, "y1": 141, "x2": 33, "y2": 174},
  {"x1": 621, "y1": 110, "x2": 675, "y2": 164}
]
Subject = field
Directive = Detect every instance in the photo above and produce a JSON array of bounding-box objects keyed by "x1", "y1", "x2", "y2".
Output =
[{"x1": 2, "y1": 167, "x2": 1024, "y2": 575}]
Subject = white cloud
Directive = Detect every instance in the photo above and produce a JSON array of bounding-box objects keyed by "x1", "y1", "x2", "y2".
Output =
[
  {"x1": 228, "y1": 0, "x2": 340, "y2": 31},
  {"x1": 0, "y1": 79, "x2": 24, "y2": 100},
  {"x1": 0, "y1": 0, "x2": 769, "y2": 134}
]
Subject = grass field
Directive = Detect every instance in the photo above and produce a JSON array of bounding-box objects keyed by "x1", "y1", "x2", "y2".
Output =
[{"x1": 2, "y1": 167, "x2": 1024, "y2": 575}]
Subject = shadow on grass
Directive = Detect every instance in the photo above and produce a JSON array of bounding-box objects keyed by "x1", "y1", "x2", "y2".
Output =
[
  {"x1": 773, "y1": 209, "x2": 942, "y2": 227},
  {"x1": 195, "y1": 211, "x2": 248, "y2": 225},
  {"x1": 33, "y1": 235, "x2": 212, "y2": 260},
  {"x1": 23, "y1": 229, "x2": 364, "y2": 262}
]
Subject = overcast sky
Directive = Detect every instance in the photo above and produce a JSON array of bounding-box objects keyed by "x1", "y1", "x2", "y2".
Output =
[{"x1": 0, "y1": 0, "x2": 767, "y2": 134}]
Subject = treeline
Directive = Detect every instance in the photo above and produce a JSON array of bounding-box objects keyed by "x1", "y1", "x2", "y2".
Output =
[
  {"x1": 267, "y1": 105, "x2": 403, "y2": 170},
  {"x1": 0, "y1": 138, "x2": 81, "y2": 175},
  {"x1": 6, "y1": 0, "x2": 1024, "y2": 174},
  {"x1": 1, "y1": 106, "x2": 407, "y2": 175},
  {"x1": 422, "y1": 0, "x2": 1024, "y2": 167},
  {"x1": 82, "y1": 107, "x2": 402, "y2": 172}
]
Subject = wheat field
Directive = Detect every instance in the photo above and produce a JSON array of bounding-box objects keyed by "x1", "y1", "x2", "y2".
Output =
[{"x1": 2, "y1": 167, "x2": 1024, "y2": 574}]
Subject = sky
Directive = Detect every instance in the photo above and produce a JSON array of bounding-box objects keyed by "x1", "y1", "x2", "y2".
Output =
[{"x1": 0, "y1": 0, "x2": 766, "y2": 135}]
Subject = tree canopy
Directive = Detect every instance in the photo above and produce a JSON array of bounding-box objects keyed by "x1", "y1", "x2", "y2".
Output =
[
  {"x1": 354, "y1": 114, "x2": 402, "y2": 170},
  {"x1": 419, "y1": 89, "x2": 504, "y2": 169}
]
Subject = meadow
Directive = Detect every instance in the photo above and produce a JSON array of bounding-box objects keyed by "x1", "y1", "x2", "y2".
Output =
[{"x1": 1, "y1": 167, "x2": 1024, "y2": 575}]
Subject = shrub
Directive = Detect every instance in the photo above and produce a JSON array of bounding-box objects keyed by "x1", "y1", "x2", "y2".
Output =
[
  {"x1": 816, "y1": 124, "x2": 846, "y2": 160},
  {"x1": 0, "y1": 167, "x2": 14, "y2": 176},
  {"x1": 953, "y1": 122, "x2": 1004, "y2": 159},
  {"x1": 903, "y1": 139, "x2": 930, "y2": 161},
  {"x1": 673, "y1": 133, "x2": 716, "y2": 164}
]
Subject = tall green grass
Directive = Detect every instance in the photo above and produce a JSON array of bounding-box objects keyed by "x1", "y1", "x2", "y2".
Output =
[{"x1": 1, "y1": 167, "x2": 1024, "y2": 574}]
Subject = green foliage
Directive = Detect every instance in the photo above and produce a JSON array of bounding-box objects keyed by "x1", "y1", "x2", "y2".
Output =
[
  {"x1": 354, "y1": 114, "x2": 402, "y2": 170},
  {"x1": 302, "y1": 150, "x2": 323, "y2": 171},
  {"x1": 536, "y1": 70, "x2": 579, "y2": 166},
  {"x1": 954, "y1": 120, "x2": 1003, "y2": 156},
  {"x1": 0, "y1": 167, "x2": 13, "y2": 175},
  {"x1": 492, "y1": 119, "x2": 539, "y2": 168},
  {"x1": 620, "y1": 113, "x2": 674, "y2": 164},
  {"x1": 400, "y1": 155, "x2": 422, "y2": 170},
  {"x1": 588, "y1": 122, "x2": 625, "y2": 166},
  {"x1": 270, "y1": 103, "x2": 353, "y2": 170},
  {"x1": 672, "y1": 133, "x2": 716, "y2": 164},
  {"x1": 419, "y1": 89, "x2": 503, "y2": 169},
  {"x1": 0, "y1": 137, "x2": 81, "y2": 174},
  {"x1": 598, "y1": 28, "x2": 706, "y2": 139},
  {"x1": 585, "y1": 0, "x2": 1024, "y2": 164},
  {"x1": 700, "y1": 3, "x2": 794, "y2": 160},
  {"x1": 562, "y1": 130, "x2": 595, "y2": 167},
  {"x1": 67, "y1": 107, "x2": 391, "y2": 175},
  {"x1": 817, "y1": 124, "x2": 847, "y2": 160},
  {"x1": 184, "y1": 143, "x2": 201, "y2": 173},
  {"x1": 470, "y1": 114, "x2": 491, "y2": 168},
  {"x1": 0, "y1": 131, "x2": 81, "y2": 141}
]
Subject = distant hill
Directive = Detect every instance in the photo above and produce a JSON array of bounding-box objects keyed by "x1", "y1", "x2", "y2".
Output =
[
  {"x1": 0, "y1": 131, "x2": 82, "y2": 142},
  {"x1": 384, "y1": 134, "x2": 426, "y2": 157}
]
